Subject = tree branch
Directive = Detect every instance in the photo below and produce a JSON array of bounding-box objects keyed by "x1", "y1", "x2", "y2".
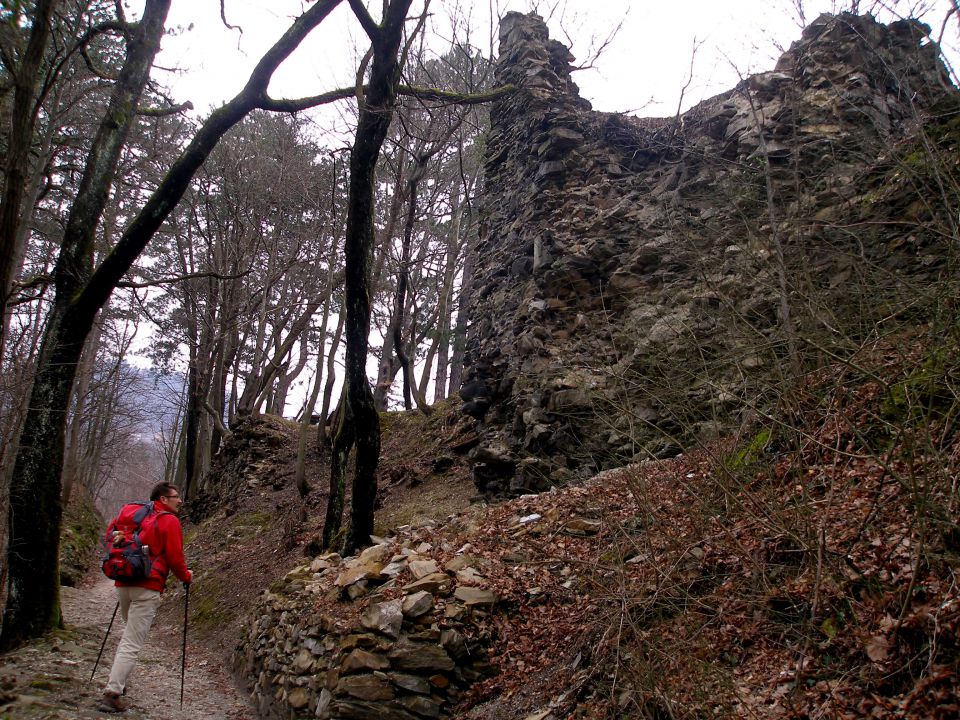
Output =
[
  {"x1": 74, "y1": 0, "x2": 344, "y2": 317},
  {"x1": 259, "y1": 82, "x2": 513, "y2": 112},
  {"x1": 348, "y1": 0, "x2": 380, "y2": 41},
  {"x1": 259, "y1": 86, "x2": 356, "y2": 111},
  {"x1": 398, "y1": 82, "x2": 514, "y2": 105},
  {"x1": 203, "y1": 397, "x2": 232, "y2": 439},
  {"x1": 220, "y1": 0, "x2": 242, "y2": 33},
  {"x1": 12, "y1": 274, "x2": 53, "y2": 293},
  {"x1": 117, "y1": 268, "x2": 252, "y2": 289},
  {"x1": 136, "y1": 99, "x2": 194, "y2": 116}
]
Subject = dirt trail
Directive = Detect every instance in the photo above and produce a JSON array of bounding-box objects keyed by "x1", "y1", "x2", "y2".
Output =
[{"x1": 0, "y1": 575, "x2": 255, "y2": 719}]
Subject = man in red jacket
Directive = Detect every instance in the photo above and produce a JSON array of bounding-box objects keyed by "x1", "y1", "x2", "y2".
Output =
[{"x1": 98, "y1": 482, "x2": 193, "y2": 714}]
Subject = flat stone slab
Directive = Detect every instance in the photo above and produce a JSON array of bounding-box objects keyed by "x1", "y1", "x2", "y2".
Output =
[
  {"x1": 387, "y1": 640, "x2": 455, "y2": 673},
  {"x1": 454, "y1": 586, "x2": 498, "y2": 608},
  {"x1": 401, "y1": 591, "x2": 434, "y2": 618},
  {"x1": 360, "y1": 598, "x2": 403, "y2": 638},
  {"x1": 335, "y1": 561, "x2": 384, "y2": 587},
  {"x1": 336, "y1": 674, "x2": 396, "y2": 702},
  {"x1": 341, "y1": 648, "x2": 390, "y2": 674},
  {"x1": 408, "y1": 559, "x2": 440, "y2": 579},
  {"x1": 402, "y1": 572, "x2": 452, "y2": 595}
]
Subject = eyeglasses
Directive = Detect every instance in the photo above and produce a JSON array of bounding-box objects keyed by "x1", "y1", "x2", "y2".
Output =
[{"x1": 164, "y1": 494, "x2": 181, "y2": 500}]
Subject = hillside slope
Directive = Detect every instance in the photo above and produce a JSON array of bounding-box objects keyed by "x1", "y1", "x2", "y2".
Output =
[
  {"x1": 2, "y1": 337, "x2": 956, "y2": 718},
  {"x1": 223, "y1": 335, "x2": 958, "y2": 719}
]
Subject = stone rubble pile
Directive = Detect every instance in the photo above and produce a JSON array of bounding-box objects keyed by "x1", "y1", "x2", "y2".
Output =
[
  {"x1": 460, "y1": 11, "x2": 955, "y2": 496},
  {"x1": 235, "y1": 527, "x2": 500, "y2": 719}
]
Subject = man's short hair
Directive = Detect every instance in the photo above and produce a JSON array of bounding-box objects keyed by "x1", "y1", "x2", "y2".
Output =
[{"x1": 149, "y1": 482, "x2": 178, "y2": 501}]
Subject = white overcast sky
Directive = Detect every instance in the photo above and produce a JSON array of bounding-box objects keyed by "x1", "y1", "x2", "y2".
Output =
[{"x1": 155, "y1": 1, "x2": 960, "y2": 126}]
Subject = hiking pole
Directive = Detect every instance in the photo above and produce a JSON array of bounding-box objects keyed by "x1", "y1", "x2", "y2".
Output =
[
  {"x1": 91, "y1": 601, "x2": 120, "y2": 680},
  {"x1": 180, "y1": 582, "x2": 189, "y2": 709}
]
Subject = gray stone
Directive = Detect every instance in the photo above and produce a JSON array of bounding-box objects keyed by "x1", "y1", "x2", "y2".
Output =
[
  {"x1": 563, "y1": 518, "x2": 601, "y2": 535},
  {"x1": 331, "y1": 701, "x2": 419, "y2": 720},
  {"x1": 387, "y1": 640, "x2": 455, "y2": 673},
  {"x1": 400, "y1": 694, "x2": 443, "y2": 717},
  {"x1": 387, "y1": 672, "x2": 432, "y2": 694},
  {"x1": 380, "y1": 560, "x2": 408, "y2": 579},
  {"x1": 401, "y1": 591, "x2": 434, "y2": 618},
  {"x1": 547, "y1": 388, "x2": 591, "y2": 413},
  {"x1": 408, "y1": 559, "x2": 440, "y2": 579},
  {"x1": 287, "y1": 687, "x2": 311, "y2": 709},
  {"x1": 310, "y1": 555, "x2": 338, "y2": 572},
  {"x1": 335, "y1": 674, "x2": 396, "y2": 701},
  {"x1": 358, "y1": 543, "x2": 393, "y2": 565},
  {"x1": 547, "y1": 126, "x2": 584, "y2": 149},
  {"x1": 402, "y1": 573, "x2": 453, "y2": 595},
  {"x1": 345, "y1": 580, "x2": 369, "y2": 600},
  {"x1": 537, "y1": 160, "x2": 565, "y2": 178},
  {"x1": 335, "y1": 561, "x2": 383, "y2": 588},
  {"x1": 292, "y1": 648, "x2": 315, "y2": 673},
  {"x1": 341, "y1": 649, "x2": 390, "y2": 674},
  {"x1": 453, "y1": 586, "x2": 498, "y2": 608},
  {"x1": 360, "y1": 598, "x2": 403, "y2": 638},
  {"x1": 440, "y1": 629, "x2": 470, "y2": 662},
  {"x1": 315, "y1": 688, "x2": 332, "y2": 717},
  {"x1": 443, "y1": 555, "x2": 477, "y2": 573},
  {"x1": 455, "y1": 567, "x2": 485, "y2": 585}
]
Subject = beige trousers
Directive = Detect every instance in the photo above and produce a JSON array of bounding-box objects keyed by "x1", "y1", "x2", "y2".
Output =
[{"x1": 105, "y1": 586, "x2": 162, "y2": 695}]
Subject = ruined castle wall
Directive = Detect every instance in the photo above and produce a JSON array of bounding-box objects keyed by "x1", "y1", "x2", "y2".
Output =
[{"x1": 460, "y1": 12, "x2": 954, "y2": 496}]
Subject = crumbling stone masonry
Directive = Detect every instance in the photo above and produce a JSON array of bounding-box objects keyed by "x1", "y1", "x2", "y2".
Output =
[{"x1": 460, "y1": 11, "x2": 954, "y2": 496}]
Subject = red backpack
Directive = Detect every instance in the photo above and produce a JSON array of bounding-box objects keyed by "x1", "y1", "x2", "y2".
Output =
[{"x1": 101, "y1": 502, "x2": 170, "y2": 582}]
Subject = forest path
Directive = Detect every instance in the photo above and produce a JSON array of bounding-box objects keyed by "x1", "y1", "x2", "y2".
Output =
[{"x1": 0, "y1": 575, "x2": 255, "y2": 719}]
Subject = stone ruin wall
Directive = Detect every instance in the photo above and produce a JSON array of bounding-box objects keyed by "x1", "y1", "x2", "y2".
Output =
[{"x1": 459, "y1": 11, "x2": 954, "y2": 496}]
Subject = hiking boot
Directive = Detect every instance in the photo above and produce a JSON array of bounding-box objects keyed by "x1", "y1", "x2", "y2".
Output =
[{"x1": 97, "y1": 691, "x2": 127, "y2": 713}]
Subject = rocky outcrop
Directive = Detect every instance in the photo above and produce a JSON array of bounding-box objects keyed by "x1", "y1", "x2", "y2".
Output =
[
  {"x1": 191, "y1": 414, "x2": 296, "y2": 520},
  {"x1": 235, "y1": 526, "x2": 499, "y2": 719},
  {"x1": 460, "y1": 11, "x2": 955, "y2": 495}
]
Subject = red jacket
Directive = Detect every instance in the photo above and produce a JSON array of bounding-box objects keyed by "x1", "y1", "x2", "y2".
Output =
[{"x1": 110, "y1": 502, "x2": 191, "y2": 592}]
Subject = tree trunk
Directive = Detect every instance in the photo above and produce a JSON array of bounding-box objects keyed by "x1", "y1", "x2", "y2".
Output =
[
  {"x1": 0, "y1": 0, "x2": 59, "y2": 346},
  {"x1": 372, "y1": 154, "x2": 410, "y2": 410},
  {"x1": 296, "y1": 202, "x2": 341, "y2": 494},
  {"x1": 60, "y1": 313, "x2": 104, "y2": 506},
  {"x1": 295, "y1": 363, "x2": 324, "y2": 497},
  {"x1": 0, "y1": 0, "x2": 61, "y2": 637},
  {"x1": 317, "y1": 307, "x2": 346, "y2": 449},
  {"x1": 431, "y1": 192, "x2": 462, "y2": 401},
  {"x1": 325, "y1": 0, "x2": 417, "y2": 554},
  {"x1": 392, "y1": 163, "x2": 430, "y2": 413},
  {"x1": 323, "y1": 392, "x2": 353, "y2": 548},
  {"x1": 0, "y1": 0, "x2": 172, "y2": 649}
]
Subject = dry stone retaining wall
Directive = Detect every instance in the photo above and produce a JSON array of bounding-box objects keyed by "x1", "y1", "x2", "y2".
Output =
[{"x1": 235, "y1": 527, "x2": 500, "y2": 719}]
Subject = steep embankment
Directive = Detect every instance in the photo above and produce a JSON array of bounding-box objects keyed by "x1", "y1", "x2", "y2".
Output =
[
  {"x1": 168, "y1": 401, "x2": 478, "y2": 660},
  {"x1": 234, "y1": 335, "x2": 960, "y2": 719}
]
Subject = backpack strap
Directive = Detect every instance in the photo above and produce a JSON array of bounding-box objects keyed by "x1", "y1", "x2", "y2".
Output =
[{"x1": 131, "y1": 501, "x2": 154, "y2": 526}]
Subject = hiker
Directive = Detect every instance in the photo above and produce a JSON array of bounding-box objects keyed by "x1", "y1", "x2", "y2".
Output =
[{"x1": 98, "y1": 482, "x2": 192, "y2": 714}]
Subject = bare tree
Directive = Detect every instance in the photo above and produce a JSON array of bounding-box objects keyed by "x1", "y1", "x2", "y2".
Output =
[
  {"x1": 0, "y1": 0, "x2": 59, "y2": 350},
  {"x1": 324, "y1": 0, "x2": 424, "y2": 552},
  {"x1": 0, "y1": 0, "x2": 346, "y2": 649}
]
